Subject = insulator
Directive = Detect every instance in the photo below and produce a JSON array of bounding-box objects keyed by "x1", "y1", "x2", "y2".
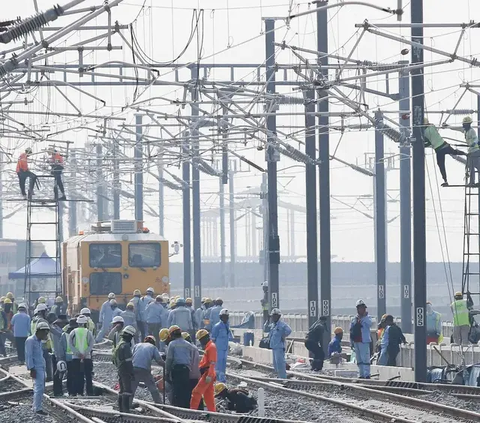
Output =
[
  {"x1": 160, "y1": 178, "x2": 182, "y2": 190},
  {"x1": 446, "y1": 109, "x2": 475, "y2": 115},
  {"x1": 377, "y1": 122, "x2": 403, "y2": 143}
]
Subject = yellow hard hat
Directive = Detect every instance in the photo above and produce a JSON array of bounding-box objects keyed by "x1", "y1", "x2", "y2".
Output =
[
  {"x1": 133, "y1": 289, "x2": 141, "y2": 296},
  {"x1": 3, "y1": 298, "x2": 12, "y2": 304},
  {"x1": 159, "y1": 328, "x2": 170, "y2": 342},
  {"x1": 168, "y1": 325, "x2": 181, "y2": 335},
  {"x1": 214, "y1": 382, "x2": 227, "y2": 396},
  {"x1": 201, "y1": 297, "x2": 206, "y2": 303},
  {"x1": 127, "y1": 302, "x2": 134, "y2": 309},
  {"x1": 181, "y1": 332, "x2": 191, "y2": 341},
  {"x1": 334, "y1": 327, "x2": 343, "y2": 335},
  {"x1": 204, "y1": 297, "x2": 212, "y2": 303},
  {"x1": 38, "y1": 297, "x2": 46, "y2": 304},
  {"x1": 0, "y1": 296, "x2": 5, "y2": 302},
  {"x1": 463, "y1": 116, "x2": 473, "y2": 124},
  {"x1": 55, "y1": 296, "x2": 63, "y2": 303},
  {"x1": 455, "y1": 291, "x2": 463, "y2": 297},
  {"x1": 185, "y1": 297, "x2": 193, "y2": 304},
  {"x1": 196, "y1": 329, "x2": 209, "y2": 340},
  {"x1": 6, "y1": 292, "x2": 14, "y2": 300}
]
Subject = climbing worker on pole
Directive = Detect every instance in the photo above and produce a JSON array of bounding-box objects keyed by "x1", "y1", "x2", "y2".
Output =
[
  {"x1": 266, "y1": 308, "x2": 292, "y2": 379},
  {"x1": 451, "y1": 291, "x2": 471, "y2": 346},
  {"x1": 211, "y1": 309, "x2": 233, "y2": 382},
  {"x1": 190, "y1": 329, "x2": 217, "y2": 412},
  {"x1": 113, "y1": 326, "x2": 136, "y2": 412},
  {"x1": 48, "y1": 148, "x2": 66, "y2": 200},
  {"x1": 350, "y1": 299, "x2": 373, "y2": 379},
  {"x1": 16, "y1": 147, "x2": 37, "y2": 199},
  {"x1": 424, "y1": 118, "x2": 466, "y2": 187}
]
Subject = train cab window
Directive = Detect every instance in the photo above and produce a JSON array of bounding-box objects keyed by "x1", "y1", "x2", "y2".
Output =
[
  {"x1": 89, "y1": 243, "x2": 122, "y2": 268},
  {"x1": 90, "y1": 272, "x2": 122, "y2": 295},
  {"x1": 128, "y1": 243, "x2": 161, "y2": 267}
]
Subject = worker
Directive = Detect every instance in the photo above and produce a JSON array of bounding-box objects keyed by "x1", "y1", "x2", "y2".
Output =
[
  {"x1": 10, "y1": 303, "x2": 30, "y2": 364},
  {"x1": 51, "y1": 296, "x2": 64, "y2": 317},
  {"x1": 80, "y1": 308, "x2": 96, "y2": 334},
  {"x1": 25, "y1": 321, "x2": 50, "y2": 415},
  {"x1": 59, "y1": 317, "x2": 78, "y2": 396},
  {"x1": 266, "y1": 308, "x2": 291, "y2": 379},
  {"x1": 194, "y1": 298, "x2": 206, "y2": 330},
  {"x1": 96, "y1": 292, "x2": 116, "y2": 342},
  {"x1": 113, "y1": 325, "x2": 136, "y2": 412},
  {"x1": 165, "y1": 325, "x2": 197, "y2": 408},
  {"x1": 181, "y1": 332, "x2": 204, "y2": 410},
  {"x1": 214, "y1": 383, "x2": 257, "y2": 413},
  {"x1": 6, "y1": 292, "x2": 18, "y2": 314},
  {"x1": 328, "y1": 327, "x2": 344, "y2": 363},
  {"x1": 190, "y1": 329, "x2": 217, "y2": 411},
  {"x1": 0, "y1": 301, "x2": 9, "y2": 357},
  {"x1": 350, "y1": 299, "x2": 373, "y2": 379},
  {"x1": 131, "y1": 289, "x2": 143, "y2": 343},
  {"x1": 138, "y1": 288, "x2": 155, "y2": 340},
  {"x1": 111, "y1": 299, "x2": 122, "y2": 319},
  {"x1": 48, "y1": 148, "x2": 66, "y2": 200},
  {"x1": 167, "y1": 297, "x2": 193, "y2": 333},
  {"x1": 185, "y1": 298, "x2": 196, "y2": 332},
  {"x1": 145, "y1": 295, "x2": 168, "y2": 347},
  {"x1": 424, "y1": 118, "x2": 466, "y2": 187},
  {"x1": 121, "y1": 302, "x2": 137, "y2": 332},
  {"x1": 108, "y1": 315, "x2": 125, "y2": 348},
  {"x1": 376, "y1": 314, "x2": 388, "y2": 365},
  {"x1": 202, "y1": 298, "x2": 214, "y2": 329},
  {"x1": 2, "y1": 297, "x2": 16, "y2": 352},
  {"x1": 451, "y1": 291, "x2": 471, "y2": 346},
  {"x1": 131, "y1": 335, "x2": 163, "y2": 405},
  {"x1": 382, "y1": 315, "x2": 406, "y2": 366},
  {"x1": 31, "y1": 303, "x2": 53, "y2": 382},
  {"x1": 211, "y1": 309, "x2": 233, "y2": 383},
  {"x1": 208, "y1": 298, "x2": 224, "y2": 331},
  {"x1": 16, "y1": 147, "x2": 37, "y2": 199},
  {"x1": 304, "y1": 315, "x2": 327, "y2": 372},
  {"x1": 49, "y1": 313, "x2": 68, "y2": 396},
  {"x1": 426, "y1": 302, "x2": 443, "y2": 344},
  {"x1": 69, "y1": 315, "x2": 95, "y2": 396}
]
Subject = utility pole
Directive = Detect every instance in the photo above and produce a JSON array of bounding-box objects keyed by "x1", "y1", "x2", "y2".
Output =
[
  {"x1": 399, "y1": 64, "x2": 412, "y2": 333},
  {"x1": 113, "y1": 139, "x2": 120, "y2": 220},
  {"x1": 158, "y1": 150, "x2": 164, "y2": 236},
  {"x1": 229, "y1": 169, "x2": 236, "y2": 287},
  {"x1": 0, "y1": 152, "x2": 3, "y2": 238},
  {"x1": 374, "y1": 110, "x2": 387, "y2": 320},
  {"x1": 96, "y1": 143, "x2": 104, "y2": 221},
  {"x1": 265, "y1": 18, "x2": 280, "y2": 311},
  {"x1": 68, "y1": 150, "x2": 77, "y2": 237},
  {"x1": 317, "y1": 1, "x2": 331, "y2": 332},
  {"x1": 219, "y1": 177, "x2": 226, "y2": 286},
  {"x1": 182, "y1": 133, "x2": 192, "y2": 301},
  {"x1": 411, "y1": 0, "x2": 427, "y2": 382},
  {"x1": 135, "y1": 114, "x2": 144, "y2": 223}
]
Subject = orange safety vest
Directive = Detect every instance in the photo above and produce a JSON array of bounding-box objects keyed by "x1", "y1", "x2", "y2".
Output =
[
  {"x1": 51, "y1": 153, "x2": 64, "y2": 167},
  {"x1": 16, "y1": 153, "x2": 28, "y2": 173},
  {"x1": 199, "y1": 340, "x2": 217, "y2": 378}
]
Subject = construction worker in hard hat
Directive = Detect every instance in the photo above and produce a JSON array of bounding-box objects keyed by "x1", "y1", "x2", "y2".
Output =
[
  {"x1": 130, "y1": 289, "x2": 142, "y2": 342},
  {"x1": 194, "y1": 298, "x2": 207, "y2": 331},
  {"x1": 1, "y1": 297, "x2": 16, "y2": 353},
  {"x1": 69, "y1": 315, "x2": 95, "y2": 396},
  {"x1": 145, "y1": 295, "x2": 168, "y2": 347},
  {"x1": 350, "y1": 299, "x2": 372, "y2": 378},
  {"x1": 59, "y1": 317, "x2": 78, "y2": 395},
  {"x1": 137, "y1": 288, "x2": 155, "y2": 341},
  {"x1": 211, "y1": 309, "x2": 233, "y2": 382},
  {"x1": 16, "y1": 147, "x2": 37, "y2": 200},
  {"x1": 108, "y1": 316, "x2": 125, "y2": 348},
  {"x1": 113, "y1": 326, "x2": 136, "y2": 412},
  {"x1": 49, "y1": 313, "x2": 68, "y2": 397},
  {"x1": 190, "y1": 329, "x2": 217, "y2": 411},
  {"x1": 0, "y1": 300, "x2": 9, "y2": 357},
  {"x1": 426, "y1": 301, "x2": 443, "y2": 345},
  {"x1": 10, "y1": 303, "x2": 31, "y2": 364},
  {"x1": 265, "y1": 308, "x2": 292, "y2": 379},
  {"x1": 47, "y1": 148, "x2": 66, "y2": 200},
  {"x1": 376, "y1": 314, "x2": 388, "y2": 365},
  {"x1": 424, "y1": 118, "x2": 466, "y2": 187},
  {"x1": 185, "y1": 298, "x2": 197, "y2": 339},
  {"x1": 121, "y1": 302, "x2": 137, "y2": 333},
  {"x1": 96, "y1": 293, "x2": 116, "y2": 342},
  {"x1": 214, "y1": 382, "x2": 257, "y2": 413},
  {"x1": 25, "y1": 320, "x2": 50, "y2": 415},
  {"x1": 201, "y1": 298, "x2": 214, "y2": 329},
  {"x1": 31, "y1": 303, "x2": 54, "y2": 382},
  {"x1": 381, "y1": 315, "x2": 406, "y2": 366},
  {"x1": 451, "y1": 291, "x2": 471, "y2": 346},
  {"x1": 328, "y1": 327, "x2": 344, "y2": 364},
  {"x1": 167, "y1": 298, "x2": 193, "y2": 334},
  {"x1": 80, "y1": 308, "x2": 96, "y2": 334},
  {"x1": 165, "y1": 325, "x2": 198, "y2": 408},
  {"x1": 207, "y1": 298, "x2": 224, "y2": 332},
  {"x1": 51, "y1": 296, "x2": 64, "y2": 318},
  {"x1": 6, "y1": 292, "x2": 18, "y2": 314}
]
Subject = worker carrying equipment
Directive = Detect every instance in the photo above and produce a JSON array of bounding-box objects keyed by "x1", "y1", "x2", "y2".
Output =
[
  {"x1": 16, "y1": 148, "x2": 37, "y2": 200},
  {"x1": 48, "y1": 148, "x2": 66, "y2": 200},
  {"x1": 424, "y1": 118, "x2": 466, "y2": 187},
  {"x1": 214, "y1": 383, "x2": 257, "y2": 413}
]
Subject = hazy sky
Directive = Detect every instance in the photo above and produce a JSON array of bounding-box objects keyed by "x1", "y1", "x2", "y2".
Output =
[{"x1": 2, "y1": 0, "x2": 480, "y2": 266}]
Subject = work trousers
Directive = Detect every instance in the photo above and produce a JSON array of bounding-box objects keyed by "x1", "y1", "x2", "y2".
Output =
[
  {"x1": 189, "y1": 379, "x2": 204, "y2": 410},
  {"x1": 387, "y1": 346, "x2": 399, "y2": 367},
  {"x1": 172, "y1": 364, "x2": 191, "y2": 408},
  {"x1": 17, "y1": 170, "x2": 36, "y2": 196},
  {"x1": 304, "y1": 340, "x2": 325, "y2": 371},
  {"x1": 118, "y1": 370, "x2": 133, "y2": 412},
  {"x1": 216, "y1": 349, "x2": 228, "y2": 382},
  {"x1": 272, "y1": 348, "x2": 287, "y2": 379},
  {"x1": 0, "y1": 332, "x2": 6, "y2": 356},
  {"x1": 15, "y1": 337, "x2": 27, "y2": 362},
  {"x1": 190, "y1": 373, "x2": 216, "y2": 412},
  {"x1": 71, "y1": 358, "x2": 93, "y2": 395},
  {"x1": 138, "y1": 321, "x2": 146, "y2": 341},
  {"x1": 467, "y1": 150, "x2": 480, "y2": 184},
  {"x1": 453, "y1": 325, "x2": 470, "y2": 346},
  {"x1": 147, "y1": 323, "x2": 161, "y2": 347},
  {"x1": 95, "y1": 322, "x2": 110, "y2": 343},
  {"x1": 51, "y1": 355, "x2": 63, "y2": 396},
  {"x1": 32, "y1": 368, "x2": 46, "y2": 412},
  {"x1": 435, "y1": 145, "x2": 465, "y2": 183},
  {"x1": 354, "y1": 342, "x2": 371, "y2": 378},
  {"x1": 66, "y1": 360, "x2": 75, "y2": 395},
  {"x1": 3, "y1": 330, "x2": 15, "y2": 347},
  {"x1": 131, "y1": 367, "x2": 162, "y2": 405},
  {"x1": 52, "y1": 169, "x2": 65, "y2": 197},
  {"x1": 43, "y1": 350, "x2": 53, "y2": 381},
  {"x1": 378, "y1": 348, "x2": 388, "y2": 366}
]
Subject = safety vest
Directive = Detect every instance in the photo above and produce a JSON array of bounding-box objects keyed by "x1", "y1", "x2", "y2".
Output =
[
  {"x1": 66, "y1": 334, "x2": 73, "y2": 356},
  {"x1": 451, "y1": 299, "x2": 470, "y2": 326},
  {"x1": 87, "y1": 318, "x2": 95, "y2": 334},
  {"x1": 424, "y1": 126, "x2": 447, "y2": 150},
  {"x1": 74, "y1": 328, "x2": 89, "y2": 353},
  {"x1": 31, "y1": 317, "x2": 38, "y2": 334},
  {"x1": 16, "y1": 153, "x2": 28, "y2": 173}
]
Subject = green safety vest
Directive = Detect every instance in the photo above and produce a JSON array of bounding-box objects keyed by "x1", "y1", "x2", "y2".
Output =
[
  {"x1": 66, "y1": 333, "x2": 73, "y2": 356},
  {"x1": 87, "y1": 318, "x2": 95, "y2": 334},
  {"x1": 424, "y1": 126, "x2": 447, "y2": 150},
  {"x1": 31, "y1": 317, "x2": 37, "y2": 334},
  {"x1": 74, "y1": 327, "x2": 89, "y2": 353},
  {"x1": 451, "y1": 299, "x2": 469, "y2": 326},
  {"x1": 0, "y1": 309, "x2": 5, "y2": 331}
]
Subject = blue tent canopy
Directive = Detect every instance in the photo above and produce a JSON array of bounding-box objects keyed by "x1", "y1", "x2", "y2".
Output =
[{"x1": 9, "y1": 252, "x2": 60, "y2": 279}]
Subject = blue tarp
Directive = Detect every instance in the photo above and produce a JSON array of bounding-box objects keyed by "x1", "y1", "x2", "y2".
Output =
[{"x1": 8, "y1": 252, "x2": 60, "y2": 279}]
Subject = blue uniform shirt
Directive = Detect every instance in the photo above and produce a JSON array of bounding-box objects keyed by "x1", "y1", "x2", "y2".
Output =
[
  {"x1": 165, "y1": 338, "x2": 196, "y2": 369},
  {"x1": 328, "y1": 336, "x2": 342, "y2": 357},
  {"x1": 132, "y1": 342, "x2": 163, "y2": 371},
  {"x1": 25, "y1": 334, "x2": 46, "y2": 370},
  {"x1": 145, "y1": 302, "x2": 167, "y2": 325},
  {"x1": 99, "y1": 300, "x2": 113, "y2": 325},
  {"x1": 211, "y1": 321, "x2": 233, "y2": 351},
  {"x1": 11, "y1": 311, "x2": 31, "y2": 337},
  {"x1": 267, "y1": 320, "x2": 292, "y2": 350},
  {"x1": 209, "y1": 305, "x2": 222, "y2": 329}
]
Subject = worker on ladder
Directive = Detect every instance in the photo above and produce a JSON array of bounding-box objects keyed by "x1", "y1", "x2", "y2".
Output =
[
  {"x1": 424, "y1": 118, "x2": 466, "y2": 187},
  {"x1": 16, "y1": 148, "x2": 37, "y2": 200},
  {"x1": 48, "y1": 148, "x2": 66, "y2": 200}
]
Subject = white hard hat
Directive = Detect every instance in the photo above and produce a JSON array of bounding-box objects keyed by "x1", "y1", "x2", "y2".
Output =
[
  {"x1": 146, "y1": 287, "x2": 154, "y2": 293},
  {"x1": 220, "y1": 308, "x2": 229, "y2": 316},
  {"x1": 36, "y1": 321, "x2": 50, "y2": 331},
  {"x1": 122, "y1": 325, "x2": 136, "y2": 336},
  {"x1": 80, "y1": 308, "x2": 91, "y2": 315},
  {"x1": 108, "y1": 292, "x2": 116, "y2": 299},
  {"x1": 36, "y1": 303, "x2": 47, "y2": 311},
  {"x1": 76, "y1": 315, "x2": 88, "y2": 325},
  {"x1": 57, "y1": 360, "x2": 67, "y2": 372},
  {"x1": 271, "y1": 308, "x2": 281, "y2": 316},
  {"x1": 18, "y1": 303, "x2": 27, "y2": 310},
  {"x1": 111, "y1": 316, "x2": 124, "y2": 324},
  {"x1": 356, "y1": 299, "x2": 366, "y2": 307}
]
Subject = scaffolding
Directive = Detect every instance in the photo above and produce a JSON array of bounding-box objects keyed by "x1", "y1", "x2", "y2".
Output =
[{"x1": 462, "y1": 182, "x2": 480, "y2": 297}]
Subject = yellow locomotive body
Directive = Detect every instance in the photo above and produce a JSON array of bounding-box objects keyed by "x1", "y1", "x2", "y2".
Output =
[{"x1": 62, "y1": 220, "x2": 170, "y2": 319}]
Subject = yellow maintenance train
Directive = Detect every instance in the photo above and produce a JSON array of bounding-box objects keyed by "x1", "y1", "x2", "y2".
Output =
[{"x1": 62, "y1": 220, "x2": 170, "y2": 319}]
